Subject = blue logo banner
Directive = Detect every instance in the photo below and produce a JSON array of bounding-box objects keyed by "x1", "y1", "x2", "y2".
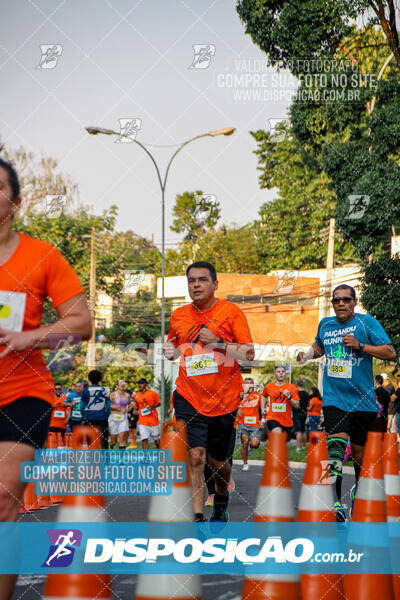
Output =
[{"x1": 1, "y1": 522, "x2": 400, "y2": 574}]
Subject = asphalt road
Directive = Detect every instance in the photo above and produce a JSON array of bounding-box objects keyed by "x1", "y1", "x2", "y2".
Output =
[{"x1": 12, "y1": 461, "x2": 354, "y2": 600}]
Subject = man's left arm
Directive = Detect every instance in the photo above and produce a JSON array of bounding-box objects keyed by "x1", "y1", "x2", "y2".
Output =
[
  {"x1": 343, "y1": 316, "x2": 396, "y2": 360},
  {"x1": 150, "y1": 391, "x2": 161, "y2": 409}
]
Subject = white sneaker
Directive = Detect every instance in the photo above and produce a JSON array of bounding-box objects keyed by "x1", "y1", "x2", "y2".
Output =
[{"x1": 242, "y1": 463, "x2": 249, "y2": 471}]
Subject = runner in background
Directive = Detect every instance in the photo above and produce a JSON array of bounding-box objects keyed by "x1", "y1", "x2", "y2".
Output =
[
  {"x1": 48, "y1": 383, "x2": 69, "y2": 441},
  {"x1": 108, "y1": 379, "x2": 130, "y2": 450},
  {"x1": 134, "y1": 378, "x2": 161, "y2": 449},
  {"x1": 81, "y1": 370, "x2": 111, "y2": 449},
  {"x1": 237, "y1": 377, "x2": 264, "y2": 471},
  {"x1": 164, "y1": 261, "x2": 254, "y2": 522},
  {"x1": 293, "y1": 378, "x2": 309, "y2": 452},
  {"x1": 263, "y1": 364, "x2": 300, "y2": 439},
  {"x1": 374, "y1": 374, "x2": 390, "y2": 434},
  {"x1": 297, "y1": 284, "x2": 396, "y2": 521},
  {"x1": 0, "y1": 158, "x2": 91, "y2": 600},
  {"x1": 64, "y1": 381, "x2": 84, "y2": 431},
  {"x1": 391, "y1": 382, "x2": 400, "y2": 443},
  {"x1": 308, "y1": 386, "x2": 323, "y2": 431},
  {"x1": 127, "y1": 391, "x2": 140, "y2": 447}
]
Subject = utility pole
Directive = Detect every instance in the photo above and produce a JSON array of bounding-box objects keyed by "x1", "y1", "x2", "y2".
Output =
[
  {"x1": 88, "y1": 227, "x2": 96, "y2": 369},
  {"x1": 319, "y1": 218, "x2": 335, "y2": 391}
]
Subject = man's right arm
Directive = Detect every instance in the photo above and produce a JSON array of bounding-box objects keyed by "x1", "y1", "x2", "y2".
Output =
[{"x1": 297, "y1": 343, "x2": 324, "y2": 364}]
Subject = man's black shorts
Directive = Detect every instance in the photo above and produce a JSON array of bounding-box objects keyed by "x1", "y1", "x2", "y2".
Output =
[
  {"x1": 266, "y1": 419, "x2": 292, "y2": 438},
  {"x1": 0, "y1": 397, "x2": 52, "y2": 449},
  {"x1": 292, "y1": 412, "x2": 307, "y2": 434},
  {"x1": 128, "y1": 414, "x2": 139, "y2": 428},
  {"x1": 173, "y1": 391, "x2": 236, "y2": 461},
  {"x1": 323, "y1": 405, "x2": 376, "y2": 446}
]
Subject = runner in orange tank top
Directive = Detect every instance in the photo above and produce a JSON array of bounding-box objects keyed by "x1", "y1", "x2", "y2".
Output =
[
  {"x1": 164, "y1": 261, "x2": 254, "y2": 523},
  {"x1": 0, "y1": 159, "x2": 91, "y2": 599}
]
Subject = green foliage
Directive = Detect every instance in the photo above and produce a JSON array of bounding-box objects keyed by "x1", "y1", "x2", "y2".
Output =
[
  {"x1": 361, "y1": 256, "x2": 400, "y2": 364},
  {"x1": 105, "y1": 290, "x2": 165, "y2": 345},
  {"x1": 166, "y1": 223, "x2": 261, "y2": 275},
  {"x1": 236, "y1": 1, "x2": 400, "y2": 74},
  {"x1": 170, "y1": 190, "x2": 221, "y2": 241},
  {"x1": 323, "y1": 73, "x2": 400, "y2": 258},
  {"x1": 252, "y1": 125, "x2": 355, "y2": 270},
  {"x1": 110, "y1": 230, "x2": 161, "y2": 274},
  {"x1": 259, "y1": 361, "x2": 320, "y2": 390}
]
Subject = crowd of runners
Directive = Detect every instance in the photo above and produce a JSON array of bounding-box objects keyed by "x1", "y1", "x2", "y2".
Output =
[{"x1": 0, "y1": 158, "x2": 399, "y2": 598}]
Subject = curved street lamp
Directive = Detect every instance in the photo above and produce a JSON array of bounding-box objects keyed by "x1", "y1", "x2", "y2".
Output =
[{"x1": 85, "y1": 124, "x2": 236, "y2": 420}]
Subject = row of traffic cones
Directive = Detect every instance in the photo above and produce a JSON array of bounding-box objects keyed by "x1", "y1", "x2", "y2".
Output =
[
  {"x1": 19, "y1": 431, "x2": 72, "y2": 513},
  {"x1": 243, "y1": 430, "x2": 400, "y2": 600},
  {"x1": 38, "y1": 424, "x2": 400, "y2": 599}
]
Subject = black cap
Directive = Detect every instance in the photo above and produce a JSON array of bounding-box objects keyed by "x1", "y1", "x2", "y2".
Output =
[
  {"x1": 296, "y1": 379, "x2": 304, "y2": 387},
  {"x1": 137, "y1": 378, "x2": 147, "y2": 384}
]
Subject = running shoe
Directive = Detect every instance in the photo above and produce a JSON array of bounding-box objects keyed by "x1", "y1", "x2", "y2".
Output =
[
  {"x1": 210, "y1": 492, "x2": 229, "y2": 522},
  {"x1": 349, "y1": 484, "x2": 356, "y2": 519},
  {"x1": 205, "y1": 493, "x2": 214, "y2": 507},
  {"x1": 242, "y1": 463, "x2": 249, "y2": 472},
  {"x1": 193, "y1": 515, "x2": 207, "y2": 522},
  {"x1": 334, "y1": 501, "x2": 346, "y2": 522}
]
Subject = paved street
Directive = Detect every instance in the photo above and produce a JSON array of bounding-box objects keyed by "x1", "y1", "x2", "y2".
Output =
[{"x1": 13, "y1": 463, "x2": 354, "y2": 600}]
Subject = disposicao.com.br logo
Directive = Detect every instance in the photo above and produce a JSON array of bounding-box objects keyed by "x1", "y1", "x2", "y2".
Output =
[{"x1": 42, "y1": 529, "x2": 82, "y2": 567}]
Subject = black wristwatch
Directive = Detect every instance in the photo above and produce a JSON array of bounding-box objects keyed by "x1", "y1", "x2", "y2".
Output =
[{"x1": 358, "y1": 341, "x2": 365, "y2": 351}]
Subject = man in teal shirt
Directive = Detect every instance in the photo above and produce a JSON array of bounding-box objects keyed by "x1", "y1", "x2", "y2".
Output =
[{"x1": 297, "y1": 284, "x2": 396, "y2": 521}]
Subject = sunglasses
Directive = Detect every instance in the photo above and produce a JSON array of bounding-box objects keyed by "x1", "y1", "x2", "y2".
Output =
[{"x1": 331, "y1": 296, "x2": 354, "y2": 305}]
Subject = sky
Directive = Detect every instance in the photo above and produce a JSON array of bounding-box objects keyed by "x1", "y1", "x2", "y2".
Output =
[{"x1": 0, "y1": 0, "x2": 296, "y2": 249}]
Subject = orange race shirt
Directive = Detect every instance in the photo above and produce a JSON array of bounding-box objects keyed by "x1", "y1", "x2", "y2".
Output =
[
  {"x1": 134, "y1": 389, "x2": 160, "y2": 426},
  {"x1": 238, "y1": 391, "x2": 262, "y2": 427},
  {"x1": 167, "y1": 299, "x2": 253, "y2": 417},
  {"x1": 49, "y1": 395, "x2": 68, "y2": 429},
  {"x1": 263, "y1": 382, "x2": 300, "y2": 428},
  {"x1": 308, "y1": 396, "x2": 323, "y2": 417},
  {"x1": 0, "y1": 233, "x2": 84, "y2": 408}
]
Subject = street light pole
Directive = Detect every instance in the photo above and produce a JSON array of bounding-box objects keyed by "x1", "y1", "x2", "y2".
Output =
[{"x1": 85, "y1": 125, "x2": 235, "y2": 421}]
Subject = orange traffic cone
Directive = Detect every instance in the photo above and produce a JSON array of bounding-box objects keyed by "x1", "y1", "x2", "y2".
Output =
[
  {"x1": 47, "y1": 432, "x2": 63, "y2": 504},
  {"x1": 37, "y1": 432, "x2": 53, "y2": 509},
  {"x1": 23, "y1": 482, "x2": 41, "y2": 511},
  {"x1": 384, "y1": 433, "x2": 400, "y2": 600},
  {"x1": 241, "y1": 431, "x2": 301, "y2": 600},
  {"x1": 344, "y1": 431, "x2": 394, "y2": 600},
  {"x1": 43, "y1": 425, "x2": 111, "y2": 599},
  {"x1": 135, "y1": 421, "x2": 201, "y2": 600},
  {"x1": 297, "y1": 431, "x2": 344, "y2": 599}
]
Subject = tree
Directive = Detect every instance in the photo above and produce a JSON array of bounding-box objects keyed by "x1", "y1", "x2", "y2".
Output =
[
  {"x1": 251, "y1": 123, "x2": 355, "y2": 271},
  {"x1": 236, "y1": 5, "x2": 400, "y2": 361},
  {"x1": 166, "y1": 222, "x2": 261, "y2": 275},
  {"x1": 236, "y1": 0, "x2": 400, "y2": 71},
  {"x1": 361, "y1": 256, "x2": 400, "y2": 364},
  {"x1": 170, "y1": 190, "x2": 221, "y2": 241},
  {"x1": 110, "y1": 230, "x2": 161, "y2": 274},
  {"x1": 105, "y1": 290, "x2": 166, "y2": 345}
]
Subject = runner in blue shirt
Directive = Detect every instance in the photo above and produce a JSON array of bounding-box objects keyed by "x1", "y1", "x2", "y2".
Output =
[
  {"x1": 64, "y1": 381, "x2": 84, "y2": 431},
  {"x1": 297, "y1": 284, "x2": 396, "y2": 521}
]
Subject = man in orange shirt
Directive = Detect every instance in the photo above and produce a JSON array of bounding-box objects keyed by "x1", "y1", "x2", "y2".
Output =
[
  {"x1": 163, "y1": 261, "x2": 254, "y2": 522},
  {"x1": 237, "y1": 377, "x2": 265, "y2": 471},
  {"x1": 48, "y1": 383, "x2": 69, "y2": 440},
  {"x1": 134, "y1": 378, "x2": 161, "y2": 449},
  {"x1": 263, "y1": 364, "x2": 300, "y2": 438},
  {"x1": 0, "y1": 159, "x2": 91, "y2": 599}
]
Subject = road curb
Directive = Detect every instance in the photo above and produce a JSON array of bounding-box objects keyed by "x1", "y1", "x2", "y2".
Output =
[{"x1": 233, "y1": 459, "x2": 354, "y2": 474}]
